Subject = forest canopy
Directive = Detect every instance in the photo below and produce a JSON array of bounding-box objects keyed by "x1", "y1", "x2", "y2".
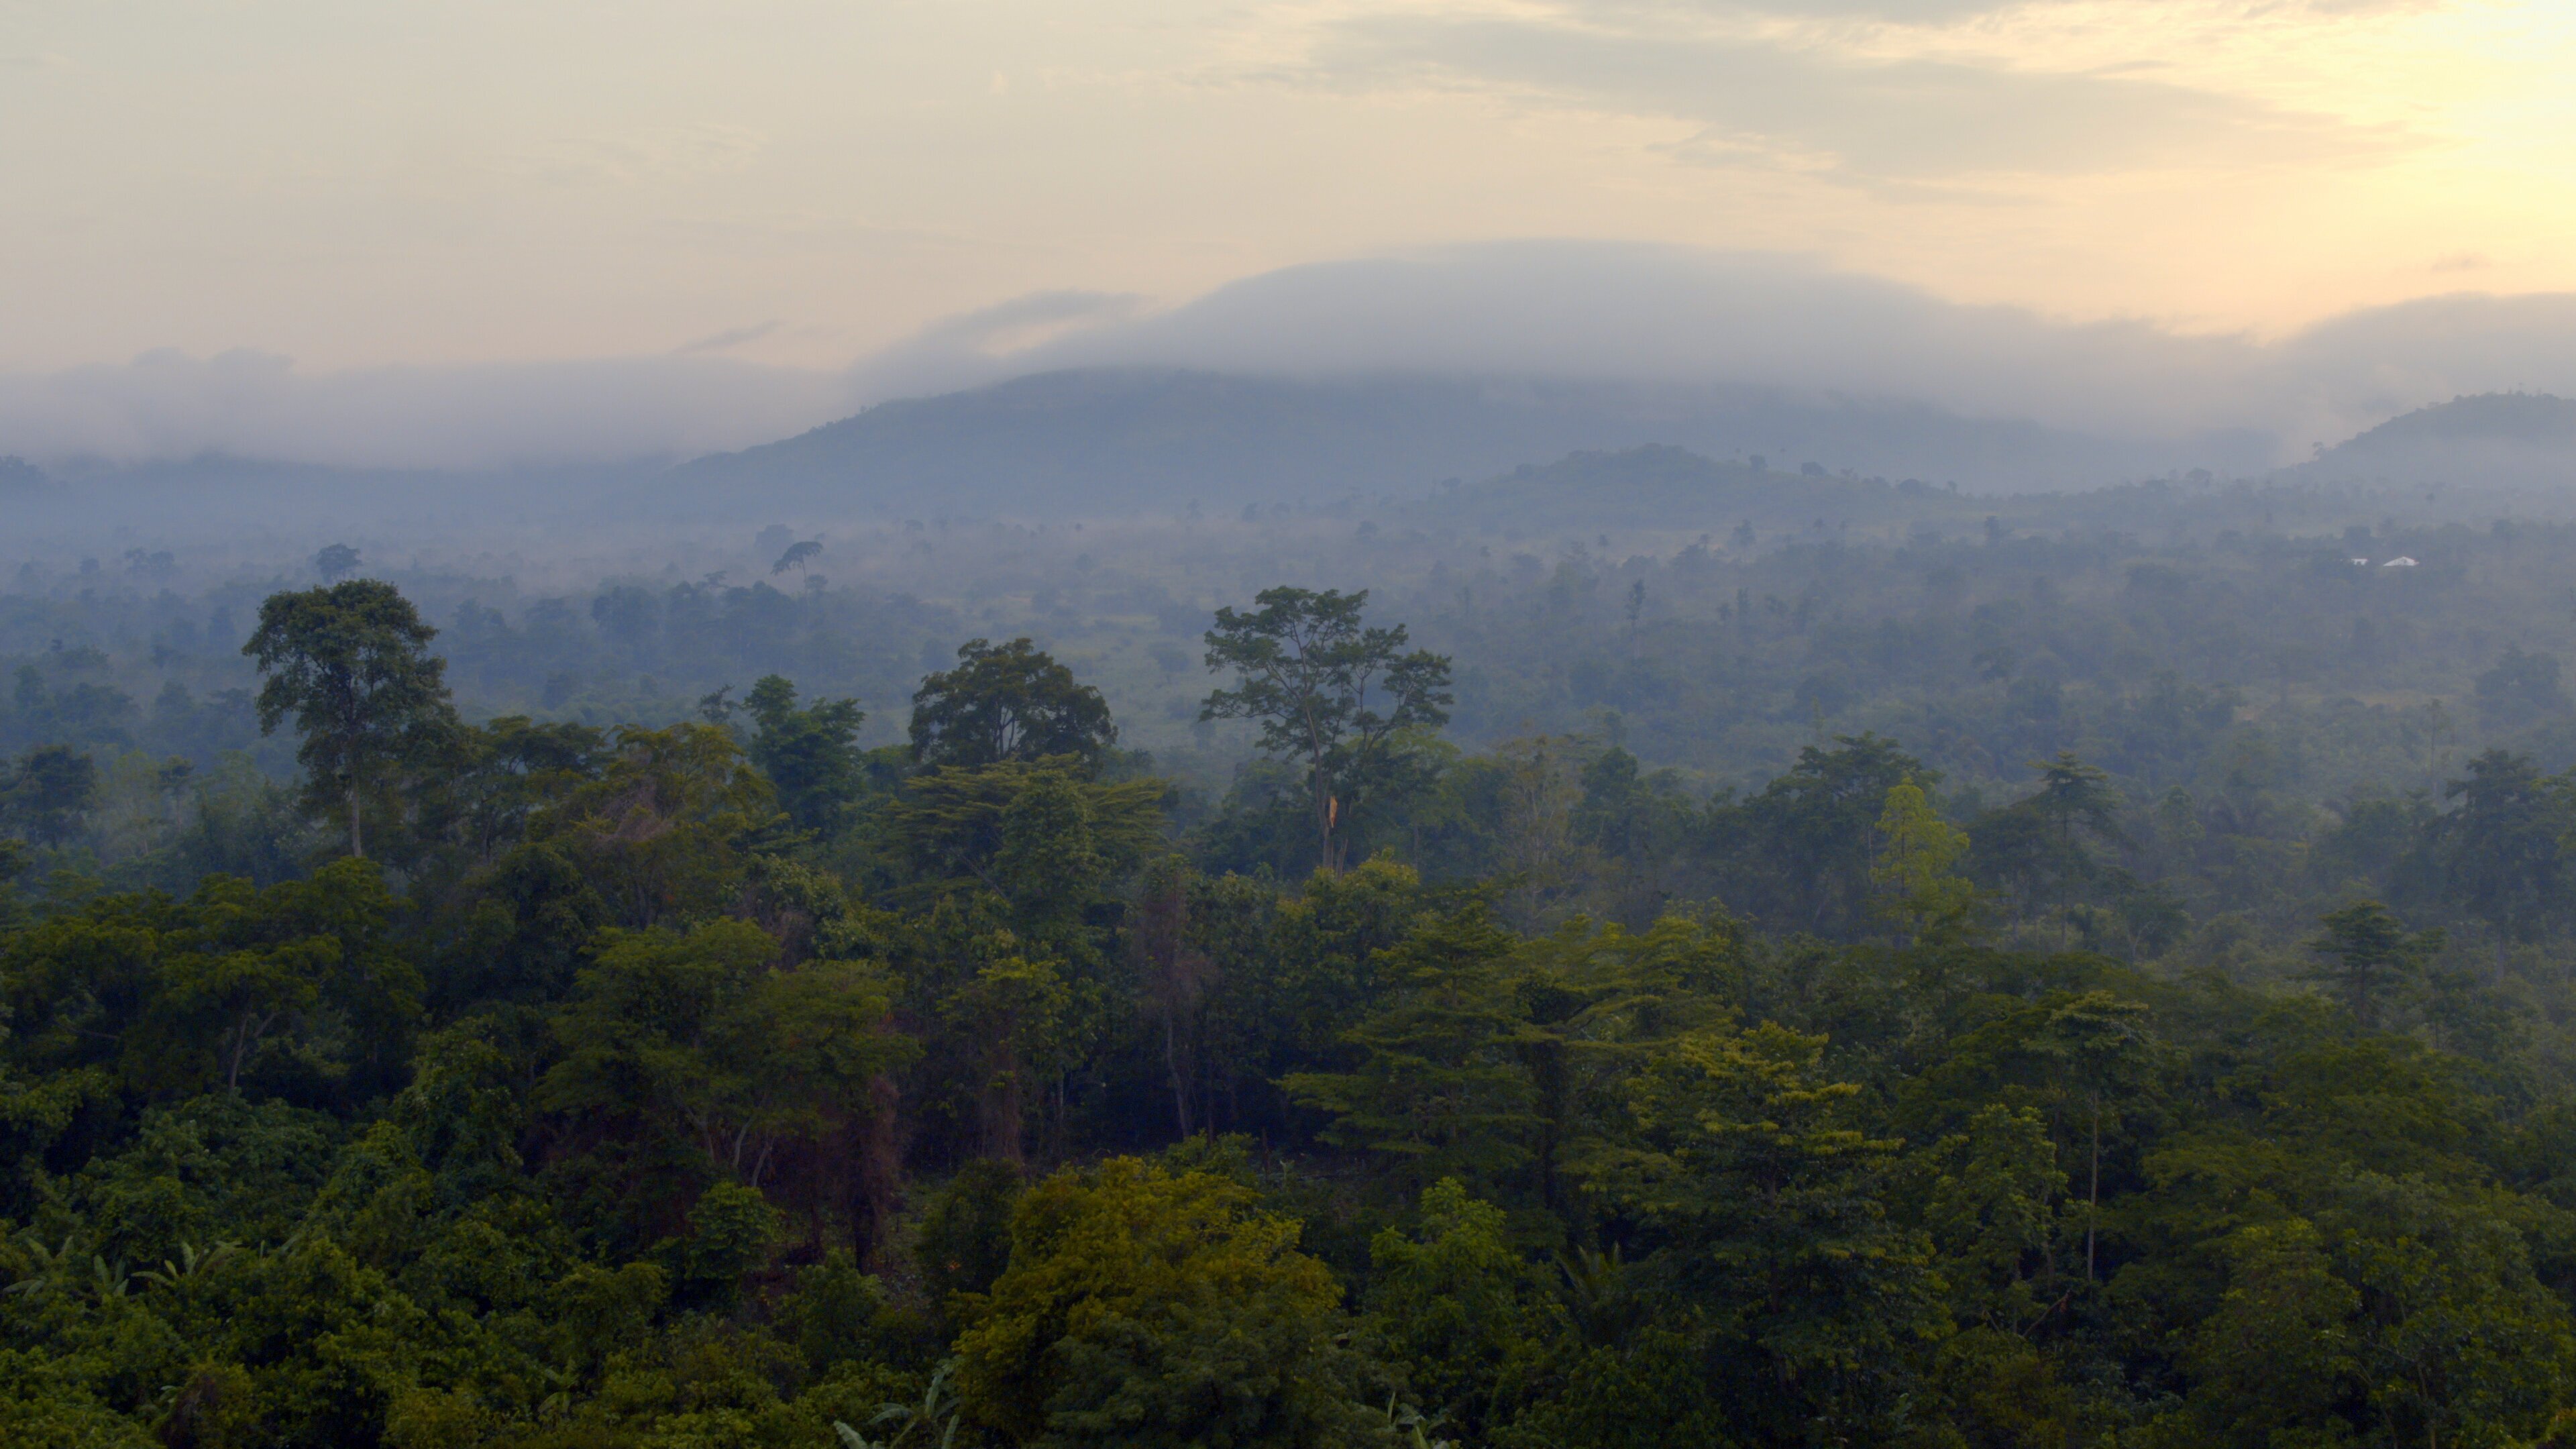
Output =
[{"x1": 11, "y1": 476, "x2": 2576, "y2": 1448}]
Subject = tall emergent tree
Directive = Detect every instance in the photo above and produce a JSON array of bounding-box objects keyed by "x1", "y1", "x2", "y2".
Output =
[
  {"x1": 1, "y1": 745, "x2": 99, "y2": 847},
  {"x1": 244, "y1": 580, "x2": 457, "y2": 858},
  {"x1": 1201, "y1": 586, "x2": 1451, "y2": 874},
  {"x1": 743, "y1": 675, "x2": 867, "y2": 836},
  {"x1": 2304, "y1": 899, "x2": 2443, "y2": 1030},
  {"x1": 910, "y1": 637, "x2": 1118, "y2": 771}
]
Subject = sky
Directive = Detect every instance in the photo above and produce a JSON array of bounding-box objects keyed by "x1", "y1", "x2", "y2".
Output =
[{"x1": 5, "y1": 0, "x2": 2575, "y2": 462}]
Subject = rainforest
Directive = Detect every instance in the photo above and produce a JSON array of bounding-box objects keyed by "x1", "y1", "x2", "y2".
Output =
[{"x1": 11, "y1": 492, "x2": 2576, "y2": 1449}]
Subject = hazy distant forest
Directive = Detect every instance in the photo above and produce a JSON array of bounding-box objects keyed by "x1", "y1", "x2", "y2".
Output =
[{"x1": 17, "y1": 431, "x2": 2576, "y2": 1448}]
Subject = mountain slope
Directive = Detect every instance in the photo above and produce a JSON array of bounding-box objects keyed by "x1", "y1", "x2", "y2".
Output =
[
  {"x1": 665, "y1": 368, "x2": 2267, "y2": 518},
  {"x1": 2300, "y1": 392, "x2": 2576, "y2": 486}
]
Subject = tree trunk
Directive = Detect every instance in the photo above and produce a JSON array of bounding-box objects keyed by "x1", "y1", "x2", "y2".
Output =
[
  {"x1": 981, "y1": 1035, "x2": 1026, "y2": 1169},
  {"x1": 1313, "y1": 779, "x2": 1340, "y2": 876},
  {"x1": 853, "y1": 1074, "x2": 904, "y2": 1268},
  {"x1": 1165, "y1": 1012, "x2": 1194, "y2": 1138},
  {"x1": 347, "y1": 778, "x2": 364, "y2": 859},
  {"x1": 2086, "y1": 1089, "x2": 2102, "y2": 1282},
  {"x1": 226, "y1": 1011, "x2": 277, "y2": 1093}
]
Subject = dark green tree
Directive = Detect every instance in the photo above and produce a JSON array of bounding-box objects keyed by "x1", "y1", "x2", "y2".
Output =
[
  {"x1": 910, "y1": 638, "x2": 1116, "y2": 773},
  {"x1": 411, "y1": 714, "x2": 606, "y2": 879},
  {"x1": 2436, "y1": 750, "x2": 2575, "y2": 946},
  {"x1": 883, "y1": 757, "x2": 1164, "y2": 911},
  {"x1": 743, "y1": 674, "x2": 867, "y2": 837},
  {"x1": 1731, "y1": 733, "x2": 1925, "y2": 935},
  {"x1": 1201, "y1": 587, "x2": 1451, "y2": 874},
  {"x1": 2304, "y1": 900, "x2": 2443, "y2": 1031},
  {"x1": 541, "y1": 918, "x2": 910, "y2": 1194},
  {"x1": 1281, "y1": 906, "x2": 1538, "y2": 1192},
  {"x1": 1, "y1": 744, "x2": 97, "y2": 847},
  {"x1": 1581, "y1": 1022, "x2": 1941, "y2": 1444},
  {"x1": 916, "y1": 1158, "x2": 1026, "y2": 1316},
  {"x1": 0, "y1": 837, "x2": 25, "y2": 929},
  {"x1": 543, "y1": 722, "x2": 777, "y2": 926},
  {"x1": 243, "y1": 581, "x2": 457, "y2": 858},
  {"x1": 2032, "y1": 989, "x2": 2155, "y2": 1281},
  {"x1": 1966, "y1": 751, "x2": 2128, "y2": 923},
  {"x1": 312, "y1": 542, "x2": 361, "y2": 582}
]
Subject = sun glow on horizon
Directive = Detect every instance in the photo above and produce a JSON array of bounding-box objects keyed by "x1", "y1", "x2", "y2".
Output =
[{"x1": 1, "y1": 0, "x2": 2572, "y2": 372}]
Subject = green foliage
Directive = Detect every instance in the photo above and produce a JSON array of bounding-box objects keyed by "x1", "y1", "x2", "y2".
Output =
[
  {"x1": 744, "y1": 676, "x2": 869, "y2": 839},
  {"x1": 682, "y1": 1181, "x2": 782, "y2": 1311},
  {"x1": 542, "y1": 918, "x2": 912, "y2": 1233},
  {"x1": 0, "y1": 837, "x2": 25, "y2": 930},
  {"x1": 241, "y1": 580, "x2": 458, "y2": 858},
  {"x1": 1915, "y1": 1104, "x2": 2065, "y2": 1330},
  {"x1": 1281, "y1": 906, "x2": 1539, "y2": 1193},
  {"x1": 1870, "y1": 777, "x2": 1977, "y2": 943},
  {"x1": 1203, "y1": 586, "x2": 1452, "y2": 874},
  {"x1": 18, "y1": 574, "x2": 2576, "y2": 1448},
  {"x1": 1725, "y1": 732, "x2": 1925, "y2": 936},
  {"x1": 543, "y1": 722, "x2": 778, "y2": 926},
  {"x1": 951, "y1": 1157, "x2": 1378, "y2": 1448},
  {"x1": 909, "y1": 639, "x2": 1117, "y2": 774},
  {"x1": 882, "y1": 759, "x2": 1163, "y2": 912},
  {"x1": 1581, "y1": 1022, "x2": 1943, "y2": 1444},
  {"x1": 1366, "y1": 1179, "x2": 1553, "y2": 1442},
  {"x1": 2304, "y1": 899, "x2": 2443, "y2": 1030},
  {"x1": 915, "y1": 1161, "x2": 1024, "y2": 1311},
  {"x1": 3, "y1": 744, "x2": 99, "y2": 848},
  {"x1": 775, "y1": 1250, "x2": 892, "y2": 1379},
  {"x1": 0, "y1": 857, "x2": 417, "y2": 1102}
]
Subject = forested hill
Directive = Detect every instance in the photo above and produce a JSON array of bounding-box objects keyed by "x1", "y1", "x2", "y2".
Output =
[
  {"x1": 2300, "y1": 391, "x2": 2576, "y2": 486},
  {"x1": 2343, "y1": 392, "x2": 2576, "y2": 450},
  {"x1": 665, "y1": 368, "x2": 2253, "y2": 517}
]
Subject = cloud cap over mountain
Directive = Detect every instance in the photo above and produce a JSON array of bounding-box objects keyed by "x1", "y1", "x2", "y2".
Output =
[
  {"x1": 884, "y1": 242, "x2": 2576, "y2": 461},
  {"x1": 6, "y1": 242, "x2": 2575, "y2": 472}
]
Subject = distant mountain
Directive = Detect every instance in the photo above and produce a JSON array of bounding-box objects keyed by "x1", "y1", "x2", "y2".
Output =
[
  {"x1": 666, "y1": 368, "x2": 2269, "y2": 518},
  {"x1": 2300, "y1": 392, "x2": 2576, "y2": 486}
]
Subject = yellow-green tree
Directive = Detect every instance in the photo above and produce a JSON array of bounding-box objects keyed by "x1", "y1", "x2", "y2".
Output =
[
  {"x1": 1870, "y1": 777, "x2": 1976, "y2": 944},
  {"x1": 953, "y1": 1157, "x2": 1377, "y2": 1448}
]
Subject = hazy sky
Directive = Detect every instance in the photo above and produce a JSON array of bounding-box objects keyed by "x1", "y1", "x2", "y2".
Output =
[{"x1": 7, "y1": 0, "x2": 2573, "y2": 378}]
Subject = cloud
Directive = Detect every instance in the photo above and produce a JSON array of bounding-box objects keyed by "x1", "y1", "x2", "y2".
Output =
[
  {"x1": 1556, "y1": 0, "x2": 2433, "y2": 21},
  {"x1": 2269, "y1": 291, "x2": 2576, "y2": 446},
  {"x1": 674, "y1": 321, "x2": 783, "y2": 355},
  {"x1": 8, "y1": 244, "x2": 2572, "y2": 472},
  {"x1": 0, "y1": 349, "x2": 847, "y2": 470},
  {"x1": 1301, "y1": 7, "x2": 2394, "y2": 186},
  {"x1": 841, "y1": 290, "x2": 1146, "y2": 402},
  {"x1": 965, "y1": 242, "x2": 2261, "y2": 437},
  {"x1": 868, "y1": 241, "x2": 2576, "y2": 460}
]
